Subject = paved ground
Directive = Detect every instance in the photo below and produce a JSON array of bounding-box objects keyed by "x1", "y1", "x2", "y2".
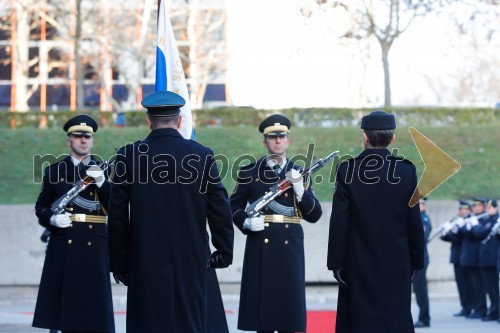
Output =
[{"x1": 0, "y1": 284, "x2": 499, "y2": 333}]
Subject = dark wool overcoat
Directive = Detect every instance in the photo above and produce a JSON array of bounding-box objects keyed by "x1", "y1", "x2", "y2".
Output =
[
  {"x1": 108, "y1": 128, "x2": 234, "y2": 333},
  {"x1": 33, "y1": 156, "x2": 115, "y2": 332},
  {"x1": 231, "y1": 157, "x2": 322, "y2": 332},
  {"x1": 328, "y1": 148, "x2": 424, "y2": 333}
]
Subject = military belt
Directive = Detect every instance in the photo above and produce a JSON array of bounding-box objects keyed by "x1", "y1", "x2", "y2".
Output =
[
  {"x1": 264, "y1": 214, "x2": 300, "y2": 224},
  {"x1": 70, "y1": 214, "x2": 107, "y2": 223}
]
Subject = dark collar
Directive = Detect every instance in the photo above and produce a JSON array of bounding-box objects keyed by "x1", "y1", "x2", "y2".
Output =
[
  {"x1": 146, "y1": 127, "x2": 183, "y2": 140},
  {"x1": 357, "y1": 148, "x2": 392, "y2": 159}
]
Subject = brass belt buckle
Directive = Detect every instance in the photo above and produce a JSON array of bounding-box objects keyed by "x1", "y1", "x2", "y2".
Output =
[
  {"x1": 272, "y1": 214, "x2": 284, "y2": 223},
  {"x1": 74, "y1": 214, "x2": 86, "y2": 222}
]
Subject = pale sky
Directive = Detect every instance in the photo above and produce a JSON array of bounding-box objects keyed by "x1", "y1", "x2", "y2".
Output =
[{"x1": 225, "y1": 0, "x2": 499, "y2": 108}]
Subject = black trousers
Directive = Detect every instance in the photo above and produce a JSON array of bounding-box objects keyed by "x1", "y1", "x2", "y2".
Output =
[
  {"x1": 454, "y1": 264, "x2": 474, "y2": 312},
  {"x1": 257, "y1": 331, "x2": 294, "y2": 333},
  {"x1": 413, "y1": 263, "x2": 430, "y2": 323},
  {"x1": 466, "y1": 266, "x2": 486, "y2": 314},
  {"x1": 481, "y1": 266, "x2": 500, "y2": 317}
]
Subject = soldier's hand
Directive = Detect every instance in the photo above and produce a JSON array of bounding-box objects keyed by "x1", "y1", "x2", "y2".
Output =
[
  {"x1": 411, "y1": 270, "x2": 419, "y2": 283},
  {"x1": 243, "y1": 216, "x2": 265, "y2": 232},
  {"x1": 113, "y1": 273, "x2": 129, "y2": 286},
  {"x1": 333, "y1": 269, "x2": 348, "y2": 288},
  {"x1": 50, "y1": 212, "x2": 72, "y2": 228},
  {"x1": 286, "y1": 169, "x2": 304, "y2": 202},
  {"x1": 207, "y1": 251, "x2": 229, "y2": 269},
  {"x1": 86, "y1": 166, "x2": 105, "y2": 188}
]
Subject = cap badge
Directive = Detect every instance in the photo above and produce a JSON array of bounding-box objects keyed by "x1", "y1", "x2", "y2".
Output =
[
  {"x1": 274, "y1": 122, "x2": 281, "y2": 126},
  {"x1": 80, "y1": 122, "x2": 87, "y2": 126}
]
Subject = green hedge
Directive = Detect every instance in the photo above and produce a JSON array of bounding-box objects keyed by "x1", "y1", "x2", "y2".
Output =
[{"x1": 1, "y1": 107, "x2": 498, "y2": 129}]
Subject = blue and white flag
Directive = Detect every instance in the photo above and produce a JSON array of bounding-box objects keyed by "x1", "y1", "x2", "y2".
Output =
[{"x1": 155, "y1": 0, "x2": 193, "y2": 139}]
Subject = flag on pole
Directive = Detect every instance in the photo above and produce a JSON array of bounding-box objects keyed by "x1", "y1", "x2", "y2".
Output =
[{"x1": 155, "y1": 0, "x2": 194, "y2": 139}]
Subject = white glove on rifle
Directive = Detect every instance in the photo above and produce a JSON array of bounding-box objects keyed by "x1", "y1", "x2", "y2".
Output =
[
  {"x1": 243, "y1": 216, "x2": 265, "y2": 232},
  {"x1": 440, "y1": 221, "x2": 452, "y2": 236},
  {"x1": 465, "y1": 216, "x2": 479, "y2": 231},
  {"x1": 86, "y1": 167, "x2": 105, "y2": 188},
  {"x1": 50, "y1": 212, "x2": 72, "y2": 228},
  {"x1": 286, "y1": 169, "x2": 304, "y2": 202}
]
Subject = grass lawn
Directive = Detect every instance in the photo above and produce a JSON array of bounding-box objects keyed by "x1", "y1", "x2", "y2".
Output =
[{"x1": 0, "y1": 124, "x2": 498, "y2": 204}]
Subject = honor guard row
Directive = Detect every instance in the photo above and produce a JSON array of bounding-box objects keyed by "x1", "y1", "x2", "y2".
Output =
[
  {"x1": 439, "y1": 197, "x2": 500, "y2": 322},
  {"x1": 34, "y1": 92, "x2": 428, "y2": 333}
]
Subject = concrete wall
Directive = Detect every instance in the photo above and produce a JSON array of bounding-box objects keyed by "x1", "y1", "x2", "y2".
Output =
[{"x1": 0, "y1": 201, "x2": 459, "y2": 285}]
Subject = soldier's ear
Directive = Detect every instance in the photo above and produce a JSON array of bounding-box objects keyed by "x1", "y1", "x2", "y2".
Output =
[
  {"x1": 390, "y1": 134, "x2": 396, "y2": 145},
  {"x1": 177, "y1": 115, "x2": 183, "y2": 130},
  {"x1": 66, "y1": 136, "x2": 71, "y2": 148},
  {"x1": 362, "y1": 132, "x2": 369, "y2": 145}
]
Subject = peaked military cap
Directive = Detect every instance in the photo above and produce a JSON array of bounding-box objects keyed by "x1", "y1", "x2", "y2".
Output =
[
  {"x1": 259, "y1": 114, "x2": 291, "y2": 136},
  {"x1": 459, "y1": 200, "x2": 471, "y2": 209},
  {"x1": 63, "y1": 114, "x2": 98, "y2": 136},
  {"x1": 141, "y1": 91, "x2": 185, "y2": 117},
  {"x1": 487, "y1": 199, "x2": 497, "y2": 208},
  {"x1": 472, "y1": 197, "x2": 487, "y2": 206},
  {"x1": 360, "y1": 110, "x2": 396, "y2": 130}
]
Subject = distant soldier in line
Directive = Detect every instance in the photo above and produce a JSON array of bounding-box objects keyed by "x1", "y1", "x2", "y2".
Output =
[
  {"x1": 472, "y1": 199, "x2": 499, "y2": 321},
  {"x1": 413, "y1": 198, "x2": 432, "y2": 328},
  {"x1": 327, "y1": 110, "x2": 424, "y2": 333},
  {"x1": 440, "y1": 200, "x2": 474, "y2": 317},
  {"x1": 458, "y1": 197, "x2": 489, "y2": 319},
  {"x1": 33, "y1": 115, "x2": 115, "y2": 333},
  {"x1": 493, "y1": 200, "x2": 500, "y2": 324},
  {"x1": 230, "y1": 114, "x2": 322, "y2": 333}
]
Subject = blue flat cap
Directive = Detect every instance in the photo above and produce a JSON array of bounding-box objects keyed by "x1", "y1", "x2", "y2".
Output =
[
  {"x1": 458, "y1": 200, "x2": 471, "y2": 209},
  {"x1": 63, "y1": 114, "x2": 98, "y2": 136},
  {"x1": 360, "y1": 110, "x2": 396, "y2": 130},
  {"x1": 141, "y1": 91, "x2": 186, "y2": 117},
  {"x1": 472, "y1": 197, "x2": 487, "y2": 206}
]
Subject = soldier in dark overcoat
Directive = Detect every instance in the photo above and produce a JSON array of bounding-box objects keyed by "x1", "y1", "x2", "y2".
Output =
[
  {"x1": 230, "y1": 114, "x2": 322, "y2": 333},
  {"x1": 33, "y1": 115, "x2": 115, "y2": 332},
  {"x1": 327, "y1": 110, "x2": 424, "y2": 333},
  {"x1": 413, "y1": 198, "x2": 432, "y2": 328},
  {"x1": 472, "y1": 199, "x2": 499, "y2": 321},
  {"x1": 458, "y1": 197, "x2": 489, "y2": 318},
  {"x1": 440, "y1": 200, "x2": 475, "y2": 317},
  {"x1": 107, "y1": 91, "x2": 234, "y2": 333}
]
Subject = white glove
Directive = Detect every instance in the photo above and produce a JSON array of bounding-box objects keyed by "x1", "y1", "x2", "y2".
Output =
[
  {"x1": 455, "y1": 217, "x2": 466, "y2": 228},
  {"x1": 86, "y1": 167, "x2": 105, "y2": 188},
  {"x1": 50, "y1": 212, "x2": 72, "y2": 228},
  {"x1": 243, "y1": 216, "x2": 265, "y2": 232},
  {"x1": 440, "y1": 221, "x2": 452, "y2": 235},
  {"x1": 286, "y1": 169, "x2": 304, "y2": 202},
  {"x1": 465, "y1": 217, "x2": 478, "y2": 231}
]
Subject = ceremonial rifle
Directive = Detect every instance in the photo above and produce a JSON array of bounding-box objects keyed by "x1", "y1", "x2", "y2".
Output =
[
  {"x1": 51, "y1": 157, "x2": 115, "y2": 215},
  {"x1": 481, "y1": 216, "x2": 500, "y2": 244},
  {"x1": 245, "y1": 150, "x2": 339, "y2": 218}
]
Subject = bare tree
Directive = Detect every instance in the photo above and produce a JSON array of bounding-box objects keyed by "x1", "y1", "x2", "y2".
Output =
[
  {"x1": 423, "y1": 2, "x2": 500, "y2": 105},
  {"x1": 301, "y1": 0, "x2": 456, "y2": 107}
]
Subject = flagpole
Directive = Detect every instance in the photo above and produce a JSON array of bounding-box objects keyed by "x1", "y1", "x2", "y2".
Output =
[{"x1": 155, "y1": 0, "x2": 194, "y2": 139}]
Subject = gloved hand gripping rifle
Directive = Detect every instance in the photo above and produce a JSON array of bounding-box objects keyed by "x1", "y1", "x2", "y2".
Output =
[
  {"x1": 50, "y1": 157, "x2": 115, "y2": 215},
  {"x1": 244, "y1": 150, "x2": 339, "y2": 218}
]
